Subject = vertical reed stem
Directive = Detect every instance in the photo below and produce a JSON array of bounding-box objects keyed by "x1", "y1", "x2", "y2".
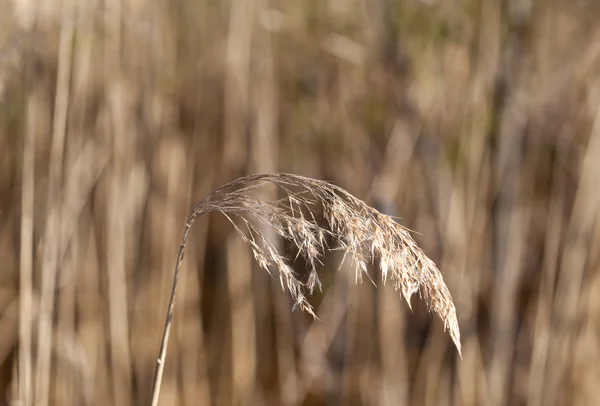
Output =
[{"x1": 150, "y1": 218, "x2": 195, "y2": 406}]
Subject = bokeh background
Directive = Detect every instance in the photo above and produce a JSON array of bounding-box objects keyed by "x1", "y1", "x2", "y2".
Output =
[{"x1": 1, "y1": 0, "x2": 600, "y2": 405}]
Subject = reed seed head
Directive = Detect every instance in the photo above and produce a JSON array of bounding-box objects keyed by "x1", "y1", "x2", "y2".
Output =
[{"x1": 191, "y1": 173, "x2": 461, "y2": 355}]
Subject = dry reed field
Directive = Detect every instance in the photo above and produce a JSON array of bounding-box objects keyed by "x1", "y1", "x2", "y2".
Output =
[{"x1": 1, "y1": 0, "x2": 600, "y2": 405}]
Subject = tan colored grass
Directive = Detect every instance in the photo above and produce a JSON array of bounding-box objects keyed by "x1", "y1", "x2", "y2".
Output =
[{"x1": 150, "y1": 172, "x2": 461, "y2": 406}]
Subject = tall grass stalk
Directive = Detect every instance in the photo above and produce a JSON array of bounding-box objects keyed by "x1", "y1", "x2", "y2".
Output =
[{"x1": 150, "y1": 173, "x2": 461, "y2": 406}]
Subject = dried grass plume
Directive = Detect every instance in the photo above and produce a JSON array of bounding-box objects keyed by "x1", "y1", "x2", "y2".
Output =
[{"x1": 150, "y1": 173, "x2": 461, "y2": 406}]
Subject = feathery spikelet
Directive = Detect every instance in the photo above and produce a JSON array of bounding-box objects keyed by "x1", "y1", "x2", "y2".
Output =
[{"x1": 189, "y1": 173, "x2": 461, "y2": 354}]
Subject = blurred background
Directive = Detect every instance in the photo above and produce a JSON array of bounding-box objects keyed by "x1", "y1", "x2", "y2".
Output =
[{"x1": 1, "y1": 0, "x2": 600, "y2": 405}]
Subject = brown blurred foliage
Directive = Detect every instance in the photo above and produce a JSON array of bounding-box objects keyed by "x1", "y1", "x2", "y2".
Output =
[{"x1": 1, "y1": 0, "x2": 600, "y2": 405}]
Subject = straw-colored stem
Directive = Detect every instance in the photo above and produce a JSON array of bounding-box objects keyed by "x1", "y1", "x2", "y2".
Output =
[
  {"x1": 150, "y1": 217, "x2": 195, "y2": 406},
  {"x1": 34, "y1": 0, "x2": 74, "y2": 402},
  {"x1": 18, "y1": 83, "x2": 36, "y2": 406}
]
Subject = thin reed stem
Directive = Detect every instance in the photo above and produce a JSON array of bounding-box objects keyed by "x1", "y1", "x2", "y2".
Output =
[{"x1": 150, "y1": 219, "x2": 195, "y2": 406}]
